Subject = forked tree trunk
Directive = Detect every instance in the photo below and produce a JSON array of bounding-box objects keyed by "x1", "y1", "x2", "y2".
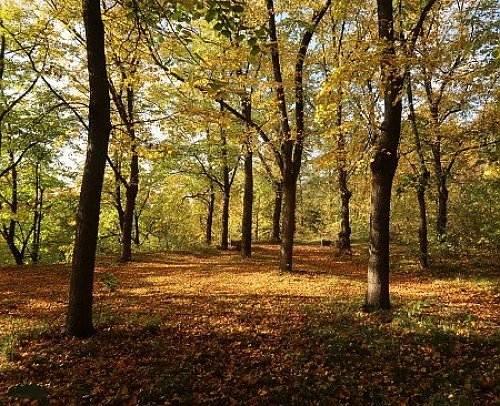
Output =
[
  {"x1": 364, "y1": 0, "x2": 406, "y2": 311},
  {"x1": 66, "y1": 0, "x2": 111, "y2": 338},
  {"x1": 280, "y1": 176, "x2": 297, "y2": 271},
  {"x1": 271, "y1": 180, "x2": 282, "y2": 243}
]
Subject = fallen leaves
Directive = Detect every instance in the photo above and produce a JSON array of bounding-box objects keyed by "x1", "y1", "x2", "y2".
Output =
[{"x1": 0, "y1": 245, "x2": 499, "y2": 405}]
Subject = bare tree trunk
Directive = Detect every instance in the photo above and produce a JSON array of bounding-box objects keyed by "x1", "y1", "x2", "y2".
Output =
[
  {"x1": 338, "y1": 168, "x2": 352, "y2": 255},
  {"x1": 133, "y1": 212, "x2": 140, "y2": 245},
  {"x1": 30, "y1": 162, "x2": 43, "y2": 264},
  {"x1": 280, "y1": 176, "x2": 297, "y2": 271},
  {"x1": 271, "y1": 180, "x2": 282, "y2": 243},
  {"x1": 407, "y1": 78, "x2": 430, "y2": 267},
  {"x1": 220, "y1": 192, "x2": 230, "y2": 250},
  {"x1": 241, "y1": 142, "x2": 253, "y2": 257},
  {"x1": 120, "y1": 147, "x2": 138, "y2": 262},
  {"x1": 66, "y1": 0, "x2": 111, "y2": 338},
  {"x1": 417, "y1": 176, "x2": 430, "y2": 267},
  {"x1": 436, "y1": 175, "x2": 448, "y2": 242},
  {"x1": 241, "y1": 95, "x2": 253, "y2": 258},
  {"x1": 206, "y1": 188, "x2": 215, "y2": 245}
]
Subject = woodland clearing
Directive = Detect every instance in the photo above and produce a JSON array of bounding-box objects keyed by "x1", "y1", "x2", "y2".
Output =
[{"x1": 1, "y1": 244, "x2": 499, "y2": 405}]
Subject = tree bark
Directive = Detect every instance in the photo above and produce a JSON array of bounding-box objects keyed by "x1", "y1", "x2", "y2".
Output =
[
  {"x1": 436, "y1": 175, "x2": 448, "y2": 242},
  {"x1": 417, "y1": 174, "x2": 430, "y2": 267},
  {"x1": 220, "y1": 192, "x2": 230, "y2": 250},
  {"x1": 365, "y1": 0, "x2": 403, "y2": 311},
  {"x1": 66, "y1": 0, "x2": 111, "y2": 338},
  {"x1": 120, "y1": 141, "x2": 139, "y2": 262},
  {"x1": 241, "y1": 143, "x2": 253, "y2": 257},
  {"x1": 206, "y1": 188, "x2": 215, "y2": 245},
  {"x1": 280, "y1": 176, "x2": 297, "y2": 271},
  {"x1": 271, "y1": 180, "x2": 282, "y2": 243},
  {"x1": 241, "y1": 95, "x2": 253, "y2": 258},
  {"x1": 338, "y1": 168, "x2": 352, "y2": 255},
  {"x1": 407, "y1": 78, "x2": 430, "y2": 268},
  {"x1": 30, "y1": 163, "x2": 43, "y2": 264}
]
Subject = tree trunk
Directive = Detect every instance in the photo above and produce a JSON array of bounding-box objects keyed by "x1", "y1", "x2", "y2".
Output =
[
  {"x1": 271, "y1": 180, "x2": 282, "y2": 243},
  {"x1": 220, "y1": 192, "x2": 230, "y2": 250},
  {"x1": 436, "y1": 175, "x2": 448, "y2": 242},
  {"x1": 280, "y1": 176, "x2": 297, "y2": 271},
  {"x1": 241, "y1": 94, "x2": 253, "y2": 258},
  {"x1": 365, "y1": 152, "x2": 398, "y2": 310},
  {"x1": 407, "y1": 78, "x2": 430, "y2": 268},
  {"x1": 30, "y1": 163, "x2": 43, "y2": 264},
  {"x1": 206, "y1": 189, "x2": 215, "y2": 245},
  {"x1": 120, "y1": 149, "x2": 139, "y2": 262},
  {"x1": 338, "y1": 168, "x2": 352, "y2": 255},
  {"x1": 66, "y1": 0, "x2": 111, "y2": 338},
  {"x1": 417, "y1": 173, "x2": 430, "y2": 268},
  {"x1": 241, "y1": 143, "x2": 253, "y2": 258},
  {"x1": 133, "y1": 212, "x2": 140, "y2": 245},
  {"x1": 364, "y1": 0, "x2": 405, "y2": 311}
]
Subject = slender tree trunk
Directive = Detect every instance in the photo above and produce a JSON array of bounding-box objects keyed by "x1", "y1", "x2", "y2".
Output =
[
  {"x1": 220, "y1": 129, "x2": 231, "y2": 250},
  {"x1": 221, "y1": 192, "x2": 230, "y2": 250},
  {"x1": 241, "y1": 95, "x2": 253, "y2": 258},
  {"x1": 2, "y1": 149, "x2": 24, "y2": 265},
  {"x1": 271, "y1": 180, "x2": 282, "y2": 243},
  {"x1": 407, "y1": 78, "x2": 430, "y2": 268},
  {"x1": 436, "y1": 174, "x2": 448, "y2": 241},
  {"x1": 66, "y1": 0, "x2": 111, "y2": 338},
  {"x1": 280, "y1": 176, "x2": 297, "y2": 271},
  {"x1": 206, "y1": 189, "x2": 215, "y2": 245},
  {"x1": 241, "y1": 143, "x2": 253, "y2": 257},
  {"x1": 120, "y1": 150, "x2": 139, "y2": 262},
  {"x1": 338, "y1": 168, "x2": 352, "y2": 255},
  {"x1": 417, "y1": 175, "x2": 430, "y2": 267},
  {"x1": 31, "y1": 163, "x2": 43, "y2": 264}
]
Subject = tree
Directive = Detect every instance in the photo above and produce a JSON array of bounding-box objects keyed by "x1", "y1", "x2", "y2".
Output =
[
  {"x1": 66, "y1": 0, "x2": 112, "y2": 338},
  {"x1": 364, "y1": 0, "x2": 437, "y2": 311}
]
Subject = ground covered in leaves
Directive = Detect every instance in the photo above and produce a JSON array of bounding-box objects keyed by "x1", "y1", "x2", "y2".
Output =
[{"x1": 1, "y1": 244, "x2": 499, "y2": 405}]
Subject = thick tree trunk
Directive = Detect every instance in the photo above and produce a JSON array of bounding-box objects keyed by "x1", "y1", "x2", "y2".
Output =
[
  {"x1": 133, "y1": 213, "x2": 140, "y2": 245},
  {"x1": 338, "y1": 168, "x2": 352, "y2": 255},
  {"x1": 271, "y1": 180, "x2": 282, "y2": 243},
  {"x1": 365, "y1": 152, "x2": 398, "y2": 310},
  {"x1": 241, "y1": 144, "x2": 253, "y2": 258},
  {"x1": 206, "y1": 190, "x2": 215, "y2": 245},
  {"x1": 66, "y1": 0, "x2": 111, "y2": 338},
  {"x1": 280, "y1": 177, "x2": 297, "y2": 271}
]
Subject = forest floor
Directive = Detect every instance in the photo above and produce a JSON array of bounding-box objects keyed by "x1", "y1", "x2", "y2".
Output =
[{"x1": 0, "y1": 244, "x2": 499, "y2": 405}]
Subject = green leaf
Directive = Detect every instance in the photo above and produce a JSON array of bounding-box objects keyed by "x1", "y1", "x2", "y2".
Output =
[{"x1": 8, "y1": 384, "x2": 48, "y2": 406}]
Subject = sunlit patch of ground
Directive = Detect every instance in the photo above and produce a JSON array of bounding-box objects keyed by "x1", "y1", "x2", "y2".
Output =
[{"x1": 0, "y1": 244, "x2": 498, "y2": 405}]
